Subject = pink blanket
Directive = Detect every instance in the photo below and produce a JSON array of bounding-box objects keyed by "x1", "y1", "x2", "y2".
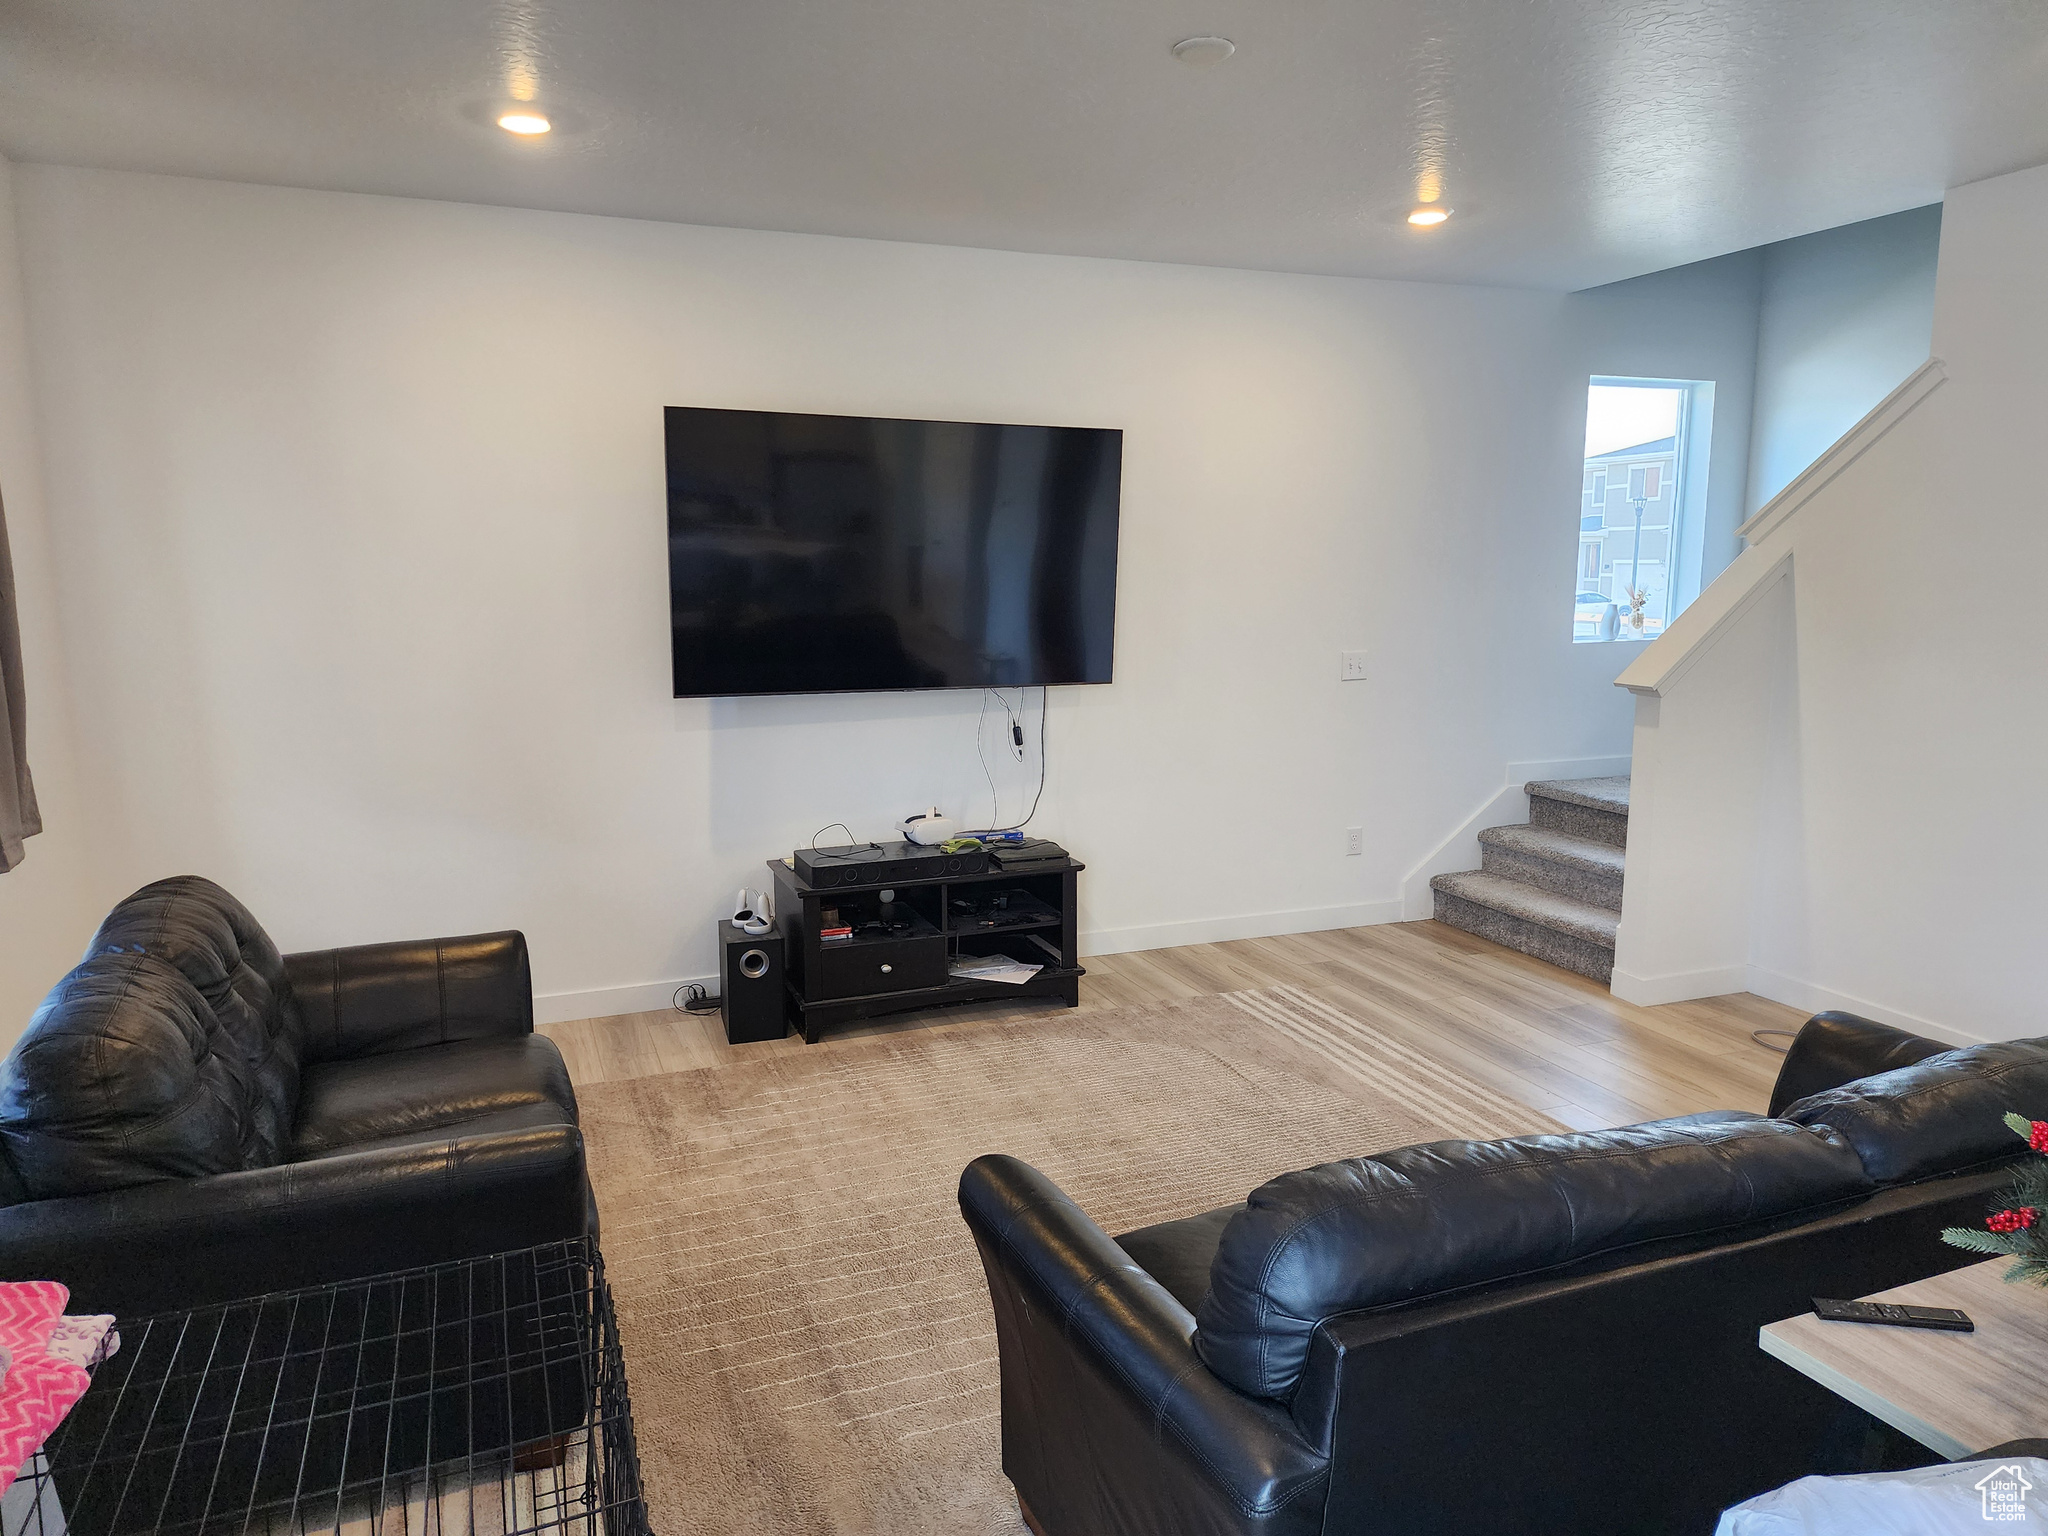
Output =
[{"x1": 0, "y1": 1281, "x2": 117, "y2": 1495}]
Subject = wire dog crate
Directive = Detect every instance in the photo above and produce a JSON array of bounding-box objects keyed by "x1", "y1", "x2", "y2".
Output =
[{"x1": 5, "y1": 1239, "x2": 649, "y2": 1536}]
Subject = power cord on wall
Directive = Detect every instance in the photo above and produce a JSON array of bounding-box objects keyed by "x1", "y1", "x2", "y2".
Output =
[
  {"x1": 977, "y1": 690, "x2": 1002, "y2": 832},
  {"x1": 1012, "y1": 686, "x2": 1048, "y2": 831},
  {"x1": 975, "y1": 686, "x2": 1048, "y2": 834},
  {"x1": 684, "y1": 692, "x2": 1052, "y2": 1023}
]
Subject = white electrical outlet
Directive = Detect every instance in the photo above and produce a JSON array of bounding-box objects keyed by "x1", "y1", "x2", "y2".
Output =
[
  {"x1": 1340, "y1": 651, "x2": 1369, "y2": 681},
  {"x1": 1345, "y1": 827, "x2": 1364, "y2": 857}
]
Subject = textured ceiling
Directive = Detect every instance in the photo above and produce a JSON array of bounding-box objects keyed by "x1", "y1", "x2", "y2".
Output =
[{"x1": 2, "y1": 0, "x2": 2045, "y2": 289}]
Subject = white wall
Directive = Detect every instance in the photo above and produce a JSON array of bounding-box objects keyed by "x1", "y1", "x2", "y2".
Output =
[
  {"x1": 1567, "y1": 250, "x2": 1763, "y2": 597},
  {"x1": 0, "y1": 153, "x2": 100, "y2": 1033},
  {"x1": 1745, "y1": 204, "x2": 1941, "y2": 515},
  {"x1": 6, "y1": 168, "x2": 1773, "y2": 1030},
  {"x1": 1748, "y1": 166, "x2": 2048, "y2": 1040},
  {"x1": 1394, "y1": 250, "x2": 1763, "y2": 914},
  {"x1": 1616, "y1": 163, "x2": 2048, "y2": 1042},
  {"x1": 1609, "y1": 559, "x2": 1794, "y2": 1004}
]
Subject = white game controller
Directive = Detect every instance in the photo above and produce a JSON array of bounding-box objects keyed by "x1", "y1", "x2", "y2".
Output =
[{"x1": 732, "y1": 888, "x2": 774, "y2": 936}]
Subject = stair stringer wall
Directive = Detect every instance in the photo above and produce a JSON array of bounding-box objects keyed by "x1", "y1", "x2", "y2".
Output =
[
  {"x1": 1615, "y1": 161, "x2": 2048, "y2": 1038},
  {"x1": 1609, "y1": 566, "x2": 1794, "y2": 1005}
]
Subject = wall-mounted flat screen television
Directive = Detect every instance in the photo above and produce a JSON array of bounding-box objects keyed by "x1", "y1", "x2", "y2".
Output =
[{"x1": 665, "y1": 407, "x2": 1122, "y2": 698}]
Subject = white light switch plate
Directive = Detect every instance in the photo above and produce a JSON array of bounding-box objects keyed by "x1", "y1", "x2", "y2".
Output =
[{"x1": 1340, "y1": 651, "x2": 1369, "y2": 681}]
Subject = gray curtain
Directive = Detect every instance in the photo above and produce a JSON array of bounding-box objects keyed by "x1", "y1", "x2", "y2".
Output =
[{"x1": 0, "y1": 486, "x2": 40, "y2": 871}]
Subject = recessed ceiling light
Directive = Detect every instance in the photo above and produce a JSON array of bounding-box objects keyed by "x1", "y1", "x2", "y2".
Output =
[
  {"x1": 1171, "y1": 36, "x2": 1235, "y2": 66},
  {"x1": 461, "y1": 99, "x2": 588, "y2": 137},
  {"x1": 1407, "y1": 206, "x2": 1452, "y2": 227}
]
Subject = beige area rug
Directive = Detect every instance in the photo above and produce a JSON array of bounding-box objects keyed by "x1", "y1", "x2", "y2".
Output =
[{"x1": 577, "y1": 983, "x2": 1563, "y2": 1536}]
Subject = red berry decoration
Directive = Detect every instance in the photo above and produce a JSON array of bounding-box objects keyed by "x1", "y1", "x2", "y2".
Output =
[{"x1": 1944, "y1": 1115, "x2": 2048, "y2": 1285}]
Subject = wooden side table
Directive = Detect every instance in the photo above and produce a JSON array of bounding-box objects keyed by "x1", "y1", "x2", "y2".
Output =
[{"x1": 1760, "y1": 1259, "x2": 2048, "y2": 1459}]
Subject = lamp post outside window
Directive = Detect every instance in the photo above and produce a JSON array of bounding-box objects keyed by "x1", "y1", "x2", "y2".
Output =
[{"x1": 1625, "y1": 494, "x2": 1648, "y2": 635}]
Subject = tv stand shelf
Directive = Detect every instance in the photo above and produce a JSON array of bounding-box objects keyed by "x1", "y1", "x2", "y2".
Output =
[{"x1": 769, "y1": 853, "x2": 1084, "y2": 1044}]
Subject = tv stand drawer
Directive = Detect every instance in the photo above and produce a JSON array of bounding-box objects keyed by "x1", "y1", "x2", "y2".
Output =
[{"x1": 814, "y1": 936, "x2": 947, "y2": 1000}]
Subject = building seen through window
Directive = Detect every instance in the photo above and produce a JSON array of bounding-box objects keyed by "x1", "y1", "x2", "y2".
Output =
[{"x1": 1574, "y1": 379, "x2": 1709, "y2": 643}]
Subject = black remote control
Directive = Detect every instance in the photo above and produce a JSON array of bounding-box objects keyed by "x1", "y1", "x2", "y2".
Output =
[{"x1": 1812, "y1": 1297, "x2": 1974, "y2": 1331}]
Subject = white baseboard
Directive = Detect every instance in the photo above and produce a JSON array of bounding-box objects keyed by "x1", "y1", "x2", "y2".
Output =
[
  {"x1": 1742, "y1": 966, "x2": 1990, "y2": 1046},
  {"x1": 1610, "y1": 964, "x2": 1751, "y2": 1007},
  {"x1": 1610, "y1": 959, "x2": 2000, "y2": 1046},
  {"x1": 1399, "y1": 754, "x2": 1633, "y2": 919},
  {"x1": 534, "y1": 973, "x2": 718, "y2": 1027},
  {"x1": 1079, "y1": 899, "x2": 1404, "y2": 958},
  {"x1": 518, "y1": 935, "x2": 2003, "y2": 1054},
  {"x1": 536, "y1": 894, "x2": 1412, "y2": 1024}
]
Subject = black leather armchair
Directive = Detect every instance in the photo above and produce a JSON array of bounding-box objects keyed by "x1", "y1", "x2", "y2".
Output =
[
  {"x1": 962, "y1": 1013, "x2": 2048, "y2": 1536},
  {"x1": 968, "y1": 1158, "x2": 1331, "y2": 1536},
  {"x1": 0, "y1": 877, "x2": 593, "y2": 1317},
  {"x1": 1766, "y1": 1009, "x2": 1956, "y2": 1115}
]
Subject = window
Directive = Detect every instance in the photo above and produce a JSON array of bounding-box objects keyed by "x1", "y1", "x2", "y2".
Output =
[{"x1": 1572, "y1": 378, "x2": 1713, "y2": 643}]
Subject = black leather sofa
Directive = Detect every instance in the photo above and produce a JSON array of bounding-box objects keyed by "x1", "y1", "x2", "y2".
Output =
[
  {"x1": 960, "y1": 1013, "x2": 2048, "y2": 1536},
  {"x1": 0, "y1": 876, "x2": 593, "y2": 1316}
]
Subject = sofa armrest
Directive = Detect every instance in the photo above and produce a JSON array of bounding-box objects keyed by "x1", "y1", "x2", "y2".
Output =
[
  {"x1": 286, "y1": 931, "x2": 533, "y2": 1061},
  {"x1": 0, "y1": 1124, "x2": 587, "y2": 1317},
  {"x1": 958, "y1": 1155, "x2": 1328, "y2": 1536},
  {"x1": 1768, "y1": 1011, "x2": 1956, "y2": 1117}
]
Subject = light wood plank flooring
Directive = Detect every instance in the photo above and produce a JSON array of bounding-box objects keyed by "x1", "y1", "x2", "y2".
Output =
[{"x1": 541, "y1": 919, "x2": 1802, "y2": 1129}]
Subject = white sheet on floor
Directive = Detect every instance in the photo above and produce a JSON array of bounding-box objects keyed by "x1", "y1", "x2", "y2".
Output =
[{"x1": 1717, "y1": 1457, "x2": 2048, "y2": 1533}]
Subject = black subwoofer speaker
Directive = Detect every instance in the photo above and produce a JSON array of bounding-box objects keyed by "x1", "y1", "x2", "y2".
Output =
[{"x1": 719, "y1": 920, "x2": 787, "y2": 1044}]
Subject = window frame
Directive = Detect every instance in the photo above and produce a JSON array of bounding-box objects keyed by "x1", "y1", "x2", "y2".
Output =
[{"x1": 1575, "y1": 376, "x2": 1714, "y2": 644}]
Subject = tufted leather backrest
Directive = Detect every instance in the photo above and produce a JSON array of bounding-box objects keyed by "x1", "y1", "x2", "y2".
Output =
[
  {"x1": 1779, "y1": 1037, "x2": 2048, "y2": 1184},
  {"x1": 0, "y1": 877, "x2": 305, "y2": 1202},
  {"x1": 1193, "y1": 1117, "x2": 1873, "y2": 1401}
]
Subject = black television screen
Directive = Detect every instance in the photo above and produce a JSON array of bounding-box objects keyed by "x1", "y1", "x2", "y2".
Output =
[{"x1": 665, "y1": 407, "x2": 1121, "y2": 697}]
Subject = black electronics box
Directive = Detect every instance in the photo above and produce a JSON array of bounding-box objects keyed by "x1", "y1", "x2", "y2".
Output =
[
  {"x1": 719, "y1": 921, "x2": 788, "y2": 1044},
  {"x1": 987, "y1": 837, "x2": 1070, "y2": 871},
  {"x1": 794, "y1": 840, "x2": 987, "y2": 888}
]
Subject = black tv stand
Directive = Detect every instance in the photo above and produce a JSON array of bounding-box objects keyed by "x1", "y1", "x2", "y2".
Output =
[{"x1": 769, "y1": 851, "x2": 1085, "y2": 1044}]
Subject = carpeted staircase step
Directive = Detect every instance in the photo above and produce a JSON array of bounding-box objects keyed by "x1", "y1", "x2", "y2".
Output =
[
  {"x1": 1526, "y1": 775, "x2": 1630, "y2": 849},
  {"x1": 1430, "y1": 870, "x2": 1618, "y2": 984},
  {"x1": 1478, "y1": 824, "x2": 1626, "y2": 912}
]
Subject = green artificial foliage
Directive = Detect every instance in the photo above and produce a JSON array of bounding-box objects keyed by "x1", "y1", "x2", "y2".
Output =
[{"x1": 1939, "y1": 1111, "x2": 2048, "y2": 1285}]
